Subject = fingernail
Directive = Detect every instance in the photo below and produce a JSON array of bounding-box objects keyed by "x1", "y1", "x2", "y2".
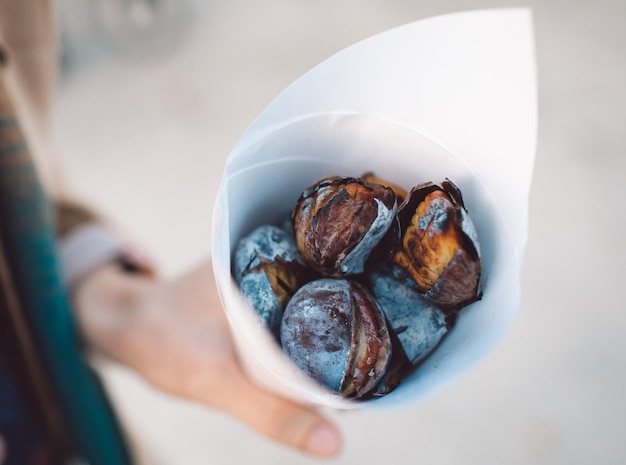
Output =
[{"x1": 304, "y1": 423, "x2": 342, "y2": 457}]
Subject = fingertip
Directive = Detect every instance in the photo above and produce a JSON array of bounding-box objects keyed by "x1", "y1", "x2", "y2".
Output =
[
  {"x1": 214, "y1": 375, "x2": 344, "y2": 458},
  {"x1": 303, "y1": 422, "x2": 343, "y2": 458}
]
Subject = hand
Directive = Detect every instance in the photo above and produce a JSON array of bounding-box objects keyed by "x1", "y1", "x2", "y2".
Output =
[{"x1": 72, "y1": 261, "x2": 342, "y2": 458}]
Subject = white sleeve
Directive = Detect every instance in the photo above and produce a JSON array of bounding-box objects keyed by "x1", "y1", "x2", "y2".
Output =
[{"x1": 57, "y1": 222, "x2": 125, "y2": 288}]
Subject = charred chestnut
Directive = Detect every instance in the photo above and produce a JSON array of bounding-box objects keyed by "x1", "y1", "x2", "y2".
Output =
[
  {"x1": 280, "y1": 278, "x2": 392, "y2": 399},
  {"x1": 369, "y1": 270, "x2": 448, "y2": 365},
  {"x1": 367, "y1": 269, "x2": 449, "y2": 394},
  {"x1": 234, "y1": 225, "x2": 309, "y2": 337},
  {"x1": 391, "y1": 179, "x2": 482, "y2": 310},
  {"x1": 292, "y1": 176, "x2": 397, "y2": 277}
]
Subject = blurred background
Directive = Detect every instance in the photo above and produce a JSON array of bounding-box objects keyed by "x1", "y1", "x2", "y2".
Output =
[{"x1": 51, "y1": 0, "x2": 626, "y2": 464}]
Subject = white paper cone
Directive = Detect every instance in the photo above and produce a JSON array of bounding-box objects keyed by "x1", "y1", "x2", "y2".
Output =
[{"x1": 212, "y1": 8, "x2": 537, "y2": 409}]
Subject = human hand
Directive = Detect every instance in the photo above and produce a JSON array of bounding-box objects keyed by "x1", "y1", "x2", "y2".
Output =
[{"x1": 72, "y1": 261, "x2": 342, "y2": 458}]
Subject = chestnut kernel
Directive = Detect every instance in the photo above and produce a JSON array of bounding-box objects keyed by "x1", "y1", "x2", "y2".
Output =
[{"x1": 391, "y1": 179, "x2": 482, "y2": 310}]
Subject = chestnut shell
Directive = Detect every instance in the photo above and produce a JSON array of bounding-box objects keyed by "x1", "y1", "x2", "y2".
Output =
[
  {"x1": 280, "y1": 278, "x2": 392, "y2": 398},
  {"x1": 234, "y1": 225, "x2": 309, "y2": 336},
  {"x1": 291, "y1": 176, "x2": 397, "y2": 277}
]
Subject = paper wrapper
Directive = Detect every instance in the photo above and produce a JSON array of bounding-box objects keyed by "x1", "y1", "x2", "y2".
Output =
[{"x1": 211, "y1": 8, "x2": 537, "y2": 409}]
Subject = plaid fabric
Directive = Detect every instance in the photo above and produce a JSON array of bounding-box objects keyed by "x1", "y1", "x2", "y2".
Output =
[
  {"x1": 0, "y1": 355, "x2": 56, "y2": 465},
  {"x1": 0, "y1": 35, "x2": 131, "y2": 465}
]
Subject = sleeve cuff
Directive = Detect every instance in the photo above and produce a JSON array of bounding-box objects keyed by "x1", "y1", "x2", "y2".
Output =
[{"x1": 58, "y1": 222, "x2": 126, "y2": 288}]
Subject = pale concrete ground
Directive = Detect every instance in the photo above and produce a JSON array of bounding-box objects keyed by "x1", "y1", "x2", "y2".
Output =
[{"x1": 52, "y1": 0, "x2": 626, "y2": 464}]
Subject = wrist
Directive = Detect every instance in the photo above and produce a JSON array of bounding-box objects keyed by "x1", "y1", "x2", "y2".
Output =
[
  {"x1": 71, "y1": 262, "x2": 156, "y2": 363},
  {"x1": 58, "y1": 220, "x2": 154, "y2": 290},
  {"x1": 54, "y1": 200, "x2": 158, "y2": 361}
]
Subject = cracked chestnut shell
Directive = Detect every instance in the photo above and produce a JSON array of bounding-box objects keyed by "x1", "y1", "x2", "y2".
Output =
[
  {"x1": 280, "y1": 278, "x2": 392, "y2": 399},
  {"x1": 359, "y1": 172, "x2": 404, "y2": 265},
  {"x1": 391, "y1": 179, "x2": 482, "y2": 310},
  {"x1": 234, "y1": 225, "x2": 309, "y2": 337},
  {"x1": 292, "y1": 176, "x2": 397, "y2": 277}
]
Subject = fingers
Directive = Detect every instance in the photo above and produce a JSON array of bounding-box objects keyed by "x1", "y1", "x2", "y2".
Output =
[
  {"x1": 205, "y1": 374, "x2": 343, "y2": 458},
  {"x1": 234, "y1": 391, "x2": 342, "y2": 458}
]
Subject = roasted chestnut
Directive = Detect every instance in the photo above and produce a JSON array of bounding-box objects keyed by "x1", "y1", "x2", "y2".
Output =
[
  {"x1": 292, "y1": 176, "x2": 397, "y2": 277},
  {"x1": 233, "y1": 225, "x2": 309, "y2": 337},
  {"x1": 233, "y1": 175, "x2": 483, "y2": 400},
  {"x1": 369, "y1": 269, "x2": 448, "y2": 365},
  {"x1": 366, "y1": 269, "x2": 449, "y2": 394},
  {"x1": 391, "y1": 179, "x2": 482, "y2": 310},
  {"x1": 280, "y1": 278, "x2": 392, "y2": 399}
]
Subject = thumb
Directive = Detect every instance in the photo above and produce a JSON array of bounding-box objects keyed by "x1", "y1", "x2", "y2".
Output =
[{"x1": 212, "y1": 376, "x2": 343, "y2": 458}]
